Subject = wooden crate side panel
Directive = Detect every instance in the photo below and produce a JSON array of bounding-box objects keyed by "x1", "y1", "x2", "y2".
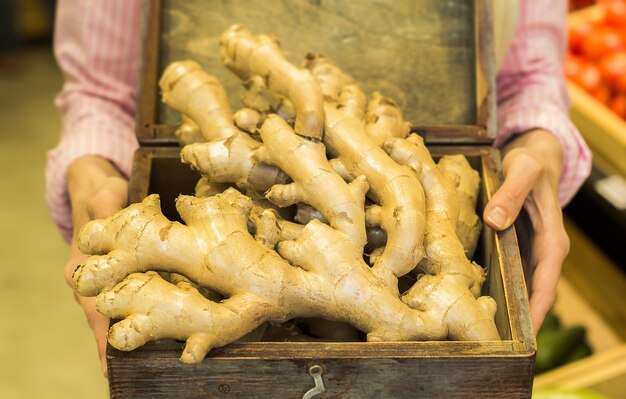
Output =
[
  {"x1": 108, "y1": 340, "x2": 521, "y2": 360},
  {"x1": 415, "y1": 125, "x2": 492, "y2": 144},
  {"x1": 109, "y1": 356, "x2": 533, "y2": 399},
  {"x1": 476, "y1": 148, "x2": 513, "y2": 341},
  {"x1": 480, "y1": 148, "x2": 534, "y2": 351},
  {"x1": 128, "y1": 148, "x2": 154, "y2": 203},
  {"x1": 474, "y1": 0, "x2": 496, "y2": 140},
  {"x1": 137, "y1": 0, "x2": 162, "y2": 143}
]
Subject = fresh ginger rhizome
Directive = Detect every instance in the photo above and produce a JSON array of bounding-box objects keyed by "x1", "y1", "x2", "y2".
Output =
[{"x1": 73, "y1": 24, "x2": 499, "y2": 364}]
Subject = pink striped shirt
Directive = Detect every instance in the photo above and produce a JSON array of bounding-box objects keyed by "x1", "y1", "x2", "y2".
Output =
[
  {"x1": 495, "y1": 0, "x2": 592, "y2": 206},
  {"x1": 47, "y1": 0, "x2": 592, "y2": 242}
]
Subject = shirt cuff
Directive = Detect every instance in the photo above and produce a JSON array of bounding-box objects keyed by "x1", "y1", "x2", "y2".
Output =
[
  {"x1": 45, "y1": 105, "x2": 138, "y2": 243},
  {"x1": 495, "y1": 104, "x2": 592, "y2": 206}
]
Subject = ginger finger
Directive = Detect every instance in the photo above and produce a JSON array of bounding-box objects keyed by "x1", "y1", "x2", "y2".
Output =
[
  {"x1": 438, "y1": 155, "x2": 482, "y2": 260},
  {"x1": 175, "y1": 115, "x2": 204, "y2": 146},
  {"x1": 181, "y1": 131, "x2": 289, "y2": 193},
  {"x1": 305, "y1": 55, "x2": 426, "y2": 291},
  {"x1": 241, "y1": 75, "x2": 295, "y2": 121},
  {"x1": 384, "y1": 134, "x2": 485, "y2": 297},
  {"x1": 99, "y1": 272, "x2": 274, "y2": 363},
  {"x1": 160, "y1": 60, "x2": 290, "y2": 194},
  {"x1": 220, "y1": 25, "x2": 324, "y2": 140},
  {"x1": 256, "y1": 115, "x2": 368, "y2": 247},
  {"x1": 160, "y1": 60, "x2": 240, "y2": 141},
  {"x1": 365, "y1": 92, "x2": 411, "y2": 146},
  {"x1": 233, "y1": 107, "x2": 262, "y2": 133}
]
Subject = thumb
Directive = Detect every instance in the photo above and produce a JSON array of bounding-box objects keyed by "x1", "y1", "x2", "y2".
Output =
[{"x1": 484, "y1": 153, "x2": 541, "y2": 231}]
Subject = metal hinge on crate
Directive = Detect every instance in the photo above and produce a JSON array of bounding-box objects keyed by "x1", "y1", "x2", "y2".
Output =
[{"x1": 303, "y1": 365, "x2": 326, "y2": 399}]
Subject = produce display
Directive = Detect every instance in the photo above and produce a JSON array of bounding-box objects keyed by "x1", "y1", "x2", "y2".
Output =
[
  {"x1": 71, "y1": 25, "x2": 499, "y2": 364},
  {"x1": 569, "y1": 0, "x2": 597, "y2": 11},
  {"x1": 565, "y1": 0, "x2": 626, "y2": 118},
  {"x1": 533, "y1": 388, "x2": 608, "y2": 399},
  {"x1": 535, "y1": 310, "x2": 593, "y2": 374}
]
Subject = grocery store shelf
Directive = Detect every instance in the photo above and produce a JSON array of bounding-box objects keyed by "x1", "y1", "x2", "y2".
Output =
[
  {"x1": 561, "y1": 216, "x2": 626, "y2": 341},
  {"x1": 565, "y1": 164, "x2": 626, "y2": 268},
  {"x1": 568, "y1": 83, "x2": 626, "y2": 178},
  {"x1": 534, "y1": 343, "x2": 626, "y2": 397},
  {"x1": 553, "y1": 277, "x2": 621, "y2": 353},
  {"x1": 535, "y1": 215, "x2": 626, "y2": 395}
]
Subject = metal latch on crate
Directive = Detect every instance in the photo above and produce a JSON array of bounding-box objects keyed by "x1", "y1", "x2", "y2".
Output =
[{"x1": 303, "y1": 365, "x2": 326, "y2": 399}]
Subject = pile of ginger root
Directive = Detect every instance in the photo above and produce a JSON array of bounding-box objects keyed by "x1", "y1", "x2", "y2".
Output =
[{"x1": 72, "y1": 24, "x2": 500, "y2": 364}]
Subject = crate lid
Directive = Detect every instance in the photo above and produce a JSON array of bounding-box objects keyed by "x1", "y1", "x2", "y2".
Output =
[{"x1": 137, "y1": 0, "x2": 495, "y2": 145}]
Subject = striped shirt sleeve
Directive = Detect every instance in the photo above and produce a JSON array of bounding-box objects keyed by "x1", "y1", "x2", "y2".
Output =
[
  {"x1": 496, "y1": 0, "x2": 592, "y2": 206},
  {"x1": 46, "y1": 0, "x2": 141, "y2": 242}
]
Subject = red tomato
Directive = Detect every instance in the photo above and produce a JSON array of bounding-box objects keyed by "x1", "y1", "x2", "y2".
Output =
[
  {"x1": 569, "y1": 21, "x2": 596, "y2": 54},
  {"x1": 570, "y1": 62, "x2": 603, "y2": 92},
  {"x1": 598, "y1": 0, "x2": 626, "y2": 6},
  {"x1": 616, "y1": 73, "x2": 626, "y2": 93},
  {"x1": 599, "y1": 51, "x2": 626, "y2": 83},
  {"x1": 590, "y1": 84, "x2": 612, "y2": 104},
  {"x1": 582, "y1": 26, "x2": 626, "y2": 60},
  {"x1": 605, "y1": 1, "x2": 626, "y2": 27},
  {"x1": 564, "y1": 54, "x2": 587, "y2": 79},
  {"x1": 609, "y1": 94, "x2": 626, "y2": 118},
  {"x1": 569, "y1": 0, "x2": 596, "y2": 11}
]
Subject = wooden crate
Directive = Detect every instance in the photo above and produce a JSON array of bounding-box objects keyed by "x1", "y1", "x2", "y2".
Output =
[
  {"x1": 111, "y1": 145, "x2": 534, "y2": 398},
  {"x1": 106, "y1": 1, "x2": 535, "y2": 397}
]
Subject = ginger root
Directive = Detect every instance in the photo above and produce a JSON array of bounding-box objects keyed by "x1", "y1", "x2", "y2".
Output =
[
  {"x1": 159, "y1": 60, "x2": 289, "y2": 193},
  {"x1": 175, "y1": 115, "x2": 204, "y2": 146},
  {"x1": 305, "y1": 54, "x2": 427, "y2": 291},
  {"x1": 75, "y1": 191, "x2": 499, "y2": 362},
  {"x1": 220, "y1": 25, "x2": 324, "y2": 140},
  {"x1": 438, "y1": 155, "x2": 483, "y2": 259},
  {"x1": 74, "y1": 25, "x2": 500, "y2": 364},
  {"x1": 384, "y1": 134, "x2": 485, "y2": 297},
  {"x1": 254, "y1": 114, "x2": 368, "y2": 246}
]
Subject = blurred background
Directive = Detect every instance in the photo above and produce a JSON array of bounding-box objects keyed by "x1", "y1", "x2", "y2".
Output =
[
  {"x1": 0, "y1": 0, "x2": 108, "y2": 397},
  {"x1": 0, "y1": 0, "x2": 625, "y2": 398},
  {"x1": 538, "y1": 2, "x2": 626, "y2": 394}
]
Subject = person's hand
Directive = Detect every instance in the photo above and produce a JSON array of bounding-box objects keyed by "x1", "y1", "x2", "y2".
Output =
[
  {"x1": 483, "y1": 129, "x2": 570, "y2": 335},
  {"x1": 64, "y1": 155, "x2": 129, "y2": 378}
]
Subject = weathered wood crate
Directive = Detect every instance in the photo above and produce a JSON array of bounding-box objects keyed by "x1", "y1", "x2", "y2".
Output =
[{"x1": 108, "y1": 0, "x2": 535, "y2": 397}]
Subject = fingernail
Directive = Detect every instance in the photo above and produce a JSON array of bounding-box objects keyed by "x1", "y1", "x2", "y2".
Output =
[{"x1": 487, "y1": 206, "x2": 509, "y2": 229}]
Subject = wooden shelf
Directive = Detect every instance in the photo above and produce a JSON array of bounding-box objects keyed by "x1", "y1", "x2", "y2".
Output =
[
  {"x1": 553, "y1": 277, "x2": 621, "y2": 353},
  {"x1": 534, "y1": 344, "x2": 626, "y2": 397},
  {"x1": 568, "y1": 83, "x2": 626, "y2": 178},
  {"x1": 561, "y1": 217, "x2": 626, "y2": 341}
]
